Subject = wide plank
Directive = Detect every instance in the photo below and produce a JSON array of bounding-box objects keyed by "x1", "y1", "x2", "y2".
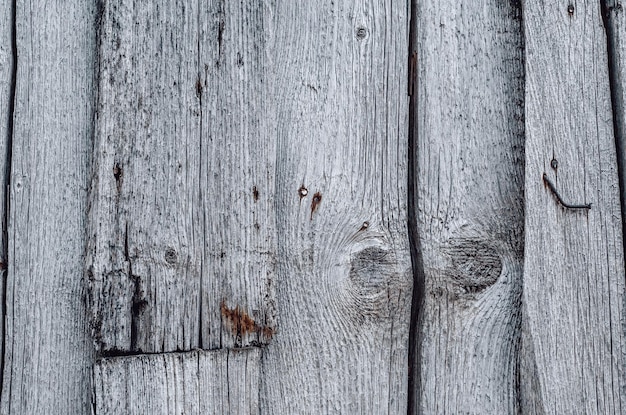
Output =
[
  {"x1": 260, "y1": 2, "x2": 412, "y2": 413},
  {"x1": 94, "y1": 348, "x2": 260, "y2": 414},
  {"x1": 89, "y1": 0, "x2": 276, "y2": 353},
  {"x1": 522, "y1": 2, "x2": 626, "y2": 413},
  {"x1": 411, "y1": 1, "x2": 525, "y2": 413},
  {"x1": 0, "y1": 1, "x2": 96, "y2": 413}
]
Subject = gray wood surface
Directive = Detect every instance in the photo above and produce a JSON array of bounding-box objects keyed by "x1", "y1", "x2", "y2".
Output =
[
  {"x1": 89, "y1": 0, "x2": 276, "y2": 353},
  {"x1": 0, "y1": 0, "x2": 13, "y2": 378},
  {"x1": 604, "y1": 1, "x2": 626, "y2": 259},
  {"x1": 0, "y1": 1, "x2": 96, "y2": 414},
  {"x1": 5, "y1": 1, "x2": 626, "y2": 414},
  {"x1": 259, "y1": 2, "x2": 412, "y2": 413},
  {"x1": 94, "y1": 348, "x2": 260, "y2": 415},
  {"x1": 522, "y1": 2, "x2": 626, "y2": 413},
  {"x1": 411, "y1": 1, "x2": 525, "y2": 413}
]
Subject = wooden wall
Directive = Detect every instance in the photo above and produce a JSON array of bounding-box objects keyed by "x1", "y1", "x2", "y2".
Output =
[{"x1": 1, "y1": 1, "x2": 626, "y2": 414}]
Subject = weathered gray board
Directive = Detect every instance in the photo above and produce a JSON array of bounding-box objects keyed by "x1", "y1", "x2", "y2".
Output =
[
  {"x1": 0, "y1": 1, "x2": 96, "y2": 414},
  {"x1": 88, "y1": 0, "x2": 276, "y2": 353},
  {"x1": 5, "y1": 1, "x2": 626, "y2": 414},
  {"x1": 94, "y1": 348, "x2": 260, "y2": 414},
  {"x1": 259, "y1": 1, "x2": 412, "y2": 413},
  {"x1": 410, "y1": 0, "x2": 525, "y2": 413},
  {"x1": 522, "y1": 1, "x2": 626, "y2": 413},
  {"x1": 90, "y1": 0, "x2": 411, "y2": 413},
  {"x1": 0, "y1": 0, "x2": 13, "y2": 379}
]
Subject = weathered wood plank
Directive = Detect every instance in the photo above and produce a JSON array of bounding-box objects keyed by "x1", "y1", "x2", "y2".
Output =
[
  {"x1": 260, "y1": 2, "x2": 412, "y2": 413},
  {"x1": 522, "y1": 2, "x2": 626, "y2": 413},
  {"x1": 94, "y1": 348, "x2": 260, "y2": 414},
  {"x1": 0, "y1": 0, "x2": 14, "y2": 378},
  {"x1": 603, "y1": 1, "x2": 626, "y2": 261},
  {"x1": 0, "y1": 1, "x2": 96, "y2": 413},
  {"x1": 411, "y1": 1, "x2": 525, "y2": 413},
  {"x1": 198, "y1": 1, "x2": 276, "y2": 351},
  {"x1": 89, "y1": 0, "x2": 276, "y2": 353}
]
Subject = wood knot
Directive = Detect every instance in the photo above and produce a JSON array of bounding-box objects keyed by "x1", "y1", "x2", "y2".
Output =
[
  {"x1": 164, "y1": 248, "x2": 178, "y2": 265},
  {"x1": 343, "y1": 246, "x2": 398, "y2": 323},
  {"x1": 442, "y1": 238, "x2": 502, "y2": 293}
]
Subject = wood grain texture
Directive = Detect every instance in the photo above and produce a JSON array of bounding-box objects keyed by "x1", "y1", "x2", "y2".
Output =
[
  {"x1": 0, "y1": 1, "x2": 96, "y2": 413},
  {"x1": 94, "y1": 348, "x2": 260, "y2": 414},
  {"x1": 0, "y1": 0, "x2": 13, "y2": 379},
  {"x1": 522, "y1": 2, "x2": 626, "y2": 413},
  {"x1": 603, "y1": 0, "x2": 626, "y2": 263},
  {"x1": 259, "y1": 2, "x2": 412, "y2": 413},
  {"x1": 411, "y1": 1, "x2": 525, "y2": 413},
  {"x1": 88, "y1": 0, "x2": 276, "y2": 353}
]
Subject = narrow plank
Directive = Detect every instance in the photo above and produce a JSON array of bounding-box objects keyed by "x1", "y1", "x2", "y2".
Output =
[
  {"x1": 522, "y1": 2, "x2": 626, "y2": 413},
  {"x1": 0, "y1": 0, "x2": 14, "y2": 377},
  {"x1": 94, "y1": 348, "x2": 260, "y2": 414},
  {"x1": 0, "y1": 1, "x2": 96, "y2": 413},
  {"x1": 89, "y1": 0, "x2": 202, "y2": 354},
  {"x1": 198, "y1": 1, "x2": 277, "y2": 350},
  {"x1": 412, "y1": 1, "x2": 525, "y2": 413},
  {"x1": 260, "y1": 2, "x2": 412, "y2": 413},
  {"x1": 89, "y1": 0, "x2": 276, "y2": 353},
  {"x1": 603, "y1": 1, "x2": 626, "y2": 257}
]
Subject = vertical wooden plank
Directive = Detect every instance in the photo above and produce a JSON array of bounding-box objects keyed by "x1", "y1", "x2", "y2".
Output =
[
  {"x1": 89, "y1": 0, "x2": 202, "y2": 353},
  {"x1": 198, "y1": 0, "x2": 277, "y2": 350},
  {"x1": 94, "y1": 348, "x2": 260, "y2": 414},
  {"x1": 603, "y1": 1, "x2": 626, "y2": 261},
  {"x1": 0, "y1": 0, "x2": 14, "y2": 379},
  {"x1": 260, "y1": 2, "x2": 412, "y2": 413},
  {"x1": 412, "y1": 1, "x2": 525, "y2": 413},
  {"x1": 0, "y1": 1, "x2": 96, "y2": 413},
  {"x1": 522, "y1": 2, "x2": 626, "y2": 413},
  {"x1": 89, "y1": 0, "x2": 276, "y2": 353}
]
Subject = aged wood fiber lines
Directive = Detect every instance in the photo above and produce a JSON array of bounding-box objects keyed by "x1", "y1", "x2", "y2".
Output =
[{"x1": 90, "y1": 1, "x2": 412, "y2": 414}]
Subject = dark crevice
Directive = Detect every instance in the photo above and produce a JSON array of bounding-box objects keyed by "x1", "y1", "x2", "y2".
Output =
[
  {"x1": 601, "y1": 1, "x2": 626, "y2": 276},
  {"x1": 0, "y1": 0, "x2": 17, "y2": 398},
  {"x1": 125, "y1": 222, "x2": 144, "y2": 352},
  {"x1": 98, "y1": 344, "x2": 263, "y2": 360},
  {"x1": 407, "y1": 0, "x2": 425, "y2": 414},
  {"x1": 600, "y1": 4, "x2": 626, "y2": 415}
]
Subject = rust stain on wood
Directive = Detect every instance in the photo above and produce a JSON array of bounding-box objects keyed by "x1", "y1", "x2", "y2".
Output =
[
  {"x1": 220, "y1": 300, "x2": 274, "y2": 339},
  {"x1": 310, "y1": 192, "x2": 322, "y2": 219}
]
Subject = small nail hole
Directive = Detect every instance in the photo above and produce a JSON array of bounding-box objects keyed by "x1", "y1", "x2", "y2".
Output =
[
  {"x1": 298, "y1": 186, "x2": 308, "y2": 198},
  {"x1": 356, "y1": 26, "x2": 368, "y2": 40},
  {"x1": 567, "y1": 4, "x2": 574, "y2": 15}
]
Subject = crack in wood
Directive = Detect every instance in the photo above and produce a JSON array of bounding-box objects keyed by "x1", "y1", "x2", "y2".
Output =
[
  {"x1": 407, "y1": 2, "x2": 423, "y2": 414},
  {"x1": 601, "y1": 0, "x2": 626, "y2": 267}
]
